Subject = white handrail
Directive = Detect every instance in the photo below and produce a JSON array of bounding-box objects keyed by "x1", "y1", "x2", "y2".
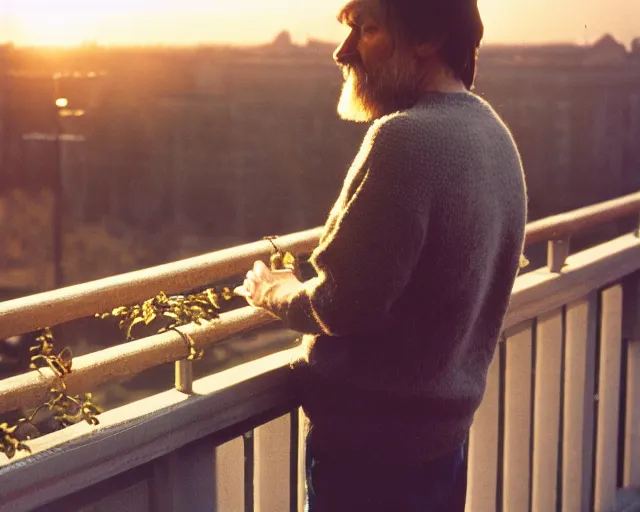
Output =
[{"x1": 0, "y1": 227, "x2": 322, "y2": 341}]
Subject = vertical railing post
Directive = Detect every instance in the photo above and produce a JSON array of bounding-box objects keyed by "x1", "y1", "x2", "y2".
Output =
[
  {"x1": 625, "y1": 339, "x2": 640, "y2": 488},
  {"x1": 623, "y1": 273, "x2": 640, "y2": 487},
  {"x1": 532, "y1": 309, "x2": 563, "y2": 512},
  {"x1": 297, "y1": 408, "x2": 306, "y2": 512},
  {"x1": 175, "y1": 360, "x2": 194, "y2": 394},
  {"x1": 594, "y1": 285, "x2": 623, "y2": 511},
  {"x1": 547, "y1": 237, "x2": 571, "y2": 273},
  {"x1": 254, "y1": 414, "x2": 292, "y2": 511},
  {"x1": 173, "y1": 328, "x2": 200, "y2": 395},
  {"x1": 563, "y1": 293, "x2": 598, "y2": 512},
  {"x1": 151, "y1": 437, "x2": 217, "y2": 511},
  {"x1": 503, "y1": 322, "x2": 534, "y2": 511},
  {"x1": 214, "y1": 437, "x2": 245, "y2": 512},
  {"x1": 466, "y1": 344, "x2": 501, "y2": 512}
]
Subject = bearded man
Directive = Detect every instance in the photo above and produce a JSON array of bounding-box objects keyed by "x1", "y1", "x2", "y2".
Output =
[{"x1": 235, "y1": 0, "x2": 527, "y2": 510}]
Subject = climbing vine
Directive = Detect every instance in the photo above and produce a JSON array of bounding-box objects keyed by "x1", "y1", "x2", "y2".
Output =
[
  {"x1": 1, "y1": 328, "x2": 102, "y2": 459},
  {"x1": 1, "y1": 240, "x2": 298, "y2": 460}
]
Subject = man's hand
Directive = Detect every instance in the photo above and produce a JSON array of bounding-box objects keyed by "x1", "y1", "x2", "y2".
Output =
[{"x1": 234, "y1": 260, "x2": 304, "y2": 312}]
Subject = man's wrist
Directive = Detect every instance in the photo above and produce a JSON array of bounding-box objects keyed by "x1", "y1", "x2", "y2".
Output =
[{"x1": 260, "y1": 280, "x2": 306, "y2": 318}]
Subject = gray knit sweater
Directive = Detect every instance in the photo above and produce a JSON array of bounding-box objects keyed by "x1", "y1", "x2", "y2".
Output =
[{"x1": 272, "y1": 91, "x2": 527, "y2": 465}]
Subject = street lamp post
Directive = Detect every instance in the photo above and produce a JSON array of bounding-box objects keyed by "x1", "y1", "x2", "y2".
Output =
[
  {"x1": 52, "y1": 97, "x2": 67, "y2": 289},
  {"x1": 19, "y1": 73, "x2": 93, "y2": 290}
]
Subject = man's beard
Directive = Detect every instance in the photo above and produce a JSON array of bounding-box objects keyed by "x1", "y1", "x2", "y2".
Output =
[{"x1": 337, "y1": 53, "x2": 423, "y2": 123}]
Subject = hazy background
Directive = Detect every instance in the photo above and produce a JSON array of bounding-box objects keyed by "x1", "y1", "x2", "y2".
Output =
[{"x1": 1, "y1": 0, "x2": 639, "y2": 47}]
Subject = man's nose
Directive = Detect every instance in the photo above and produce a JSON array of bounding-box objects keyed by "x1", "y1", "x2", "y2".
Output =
[{"x1": 333, "y1": 32, "x2": 359, "y2": 66}]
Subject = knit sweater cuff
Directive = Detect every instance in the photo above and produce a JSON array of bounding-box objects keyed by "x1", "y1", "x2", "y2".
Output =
[{"x1": 271, "y1": 278, "x2": 326, "y2": 335}]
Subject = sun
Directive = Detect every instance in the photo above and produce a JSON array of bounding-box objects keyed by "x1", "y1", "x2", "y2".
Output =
[{"x1": 15, "y1": 7, "x2": 100, "y2": 47}]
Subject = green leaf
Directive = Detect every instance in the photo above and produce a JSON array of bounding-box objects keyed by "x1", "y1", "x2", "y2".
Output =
[
  {"x1": 126, "y1": 317, "x2": 146, "y2": 340},
  {"x1": 111, "y1": 306, "x2": 128, "y2": 316},
  {"x1": 282, "y1": 252, "x2": 296, "y2": 269}
]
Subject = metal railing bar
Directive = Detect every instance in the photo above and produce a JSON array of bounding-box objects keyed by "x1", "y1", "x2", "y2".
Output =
[
  {"x1": 0, "y1": 307, "x2": 276, "y2": 415},
  {"x1": 525, "y1": 191, "x2": 640, "y2": 246},
  {"x1": 505, "y1": 234, "x2": 640, "y2": 330},
  {"x1": 0, "y1": 227, "x2": 322, "y2": 341}
]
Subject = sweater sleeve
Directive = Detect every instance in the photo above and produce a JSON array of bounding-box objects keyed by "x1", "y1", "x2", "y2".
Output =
[{"x1": 271, "y1": 116, "x2": 431, "y2": 336}]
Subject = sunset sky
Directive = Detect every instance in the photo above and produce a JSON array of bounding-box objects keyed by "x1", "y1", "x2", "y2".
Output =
[{"x1": 1, "y1": 0, "x2": 638, "y2": 48}]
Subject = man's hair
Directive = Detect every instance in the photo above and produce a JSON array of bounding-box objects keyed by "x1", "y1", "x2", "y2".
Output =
[{"x1": 380, "y1": 0, "x2": 484, "y2": 90}]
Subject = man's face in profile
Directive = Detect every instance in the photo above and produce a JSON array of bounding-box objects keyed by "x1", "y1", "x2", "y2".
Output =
[{"x1": 334, "y1": 0, "x2": 423, "y2": 122}]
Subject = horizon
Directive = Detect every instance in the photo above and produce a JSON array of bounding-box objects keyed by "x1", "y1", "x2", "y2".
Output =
[
  {"x1": 0, "y1": 33, "x2": 632, "y2": 52},
  {"x1": 1, "y1": 0, "x2": 638, "y2": 49}
]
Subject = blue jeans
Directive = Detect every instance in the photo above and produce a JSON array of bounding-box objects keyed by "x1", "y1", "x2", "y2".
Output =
[{"x1": 305, "y1": 436, "x2": 467, "y2": 512}]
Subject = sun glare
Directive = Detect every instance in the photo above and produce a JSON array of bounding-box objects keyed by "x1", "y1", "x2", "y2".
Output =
[
  {"x1": 4, "y1": 0, "x2": 636, "y2": 48},
  {"x1": 17, "y1": 10, "x2": 98, "y2": 47}
]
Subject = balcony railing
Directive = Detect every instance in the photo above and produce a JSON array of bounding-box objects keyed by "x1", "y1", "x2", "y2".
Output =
[{"x1": 0, "y1": 191, "x2": 639, "y2": 512}]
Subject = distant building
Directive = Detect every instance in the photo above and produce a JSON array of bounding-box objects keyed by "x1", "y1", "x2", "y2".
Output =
[
  {"x1": 583, "y1": 34, "x2": 628, "y2": 66},
  {"x1": 2, "y1": 37, "x2": 640, "y2": 284},
  {"x1": 0, "y1": 45, "x2": 11, "y2": 183},
  {"x1": 631, "y1": 38, "x2": 640, "y2": 63},
  {"x1": 476, "y1": 34, "x2": 640, "y2": 218},
  {"x1": 271, "y1": 31, "x2": 294, "y2": 51}
]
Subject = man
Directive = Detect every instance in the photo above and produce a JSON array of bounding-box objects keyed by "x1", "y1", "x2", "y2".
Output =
[{"x1": 235, "y1": 0, "x2": 527, "y2": 510}]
